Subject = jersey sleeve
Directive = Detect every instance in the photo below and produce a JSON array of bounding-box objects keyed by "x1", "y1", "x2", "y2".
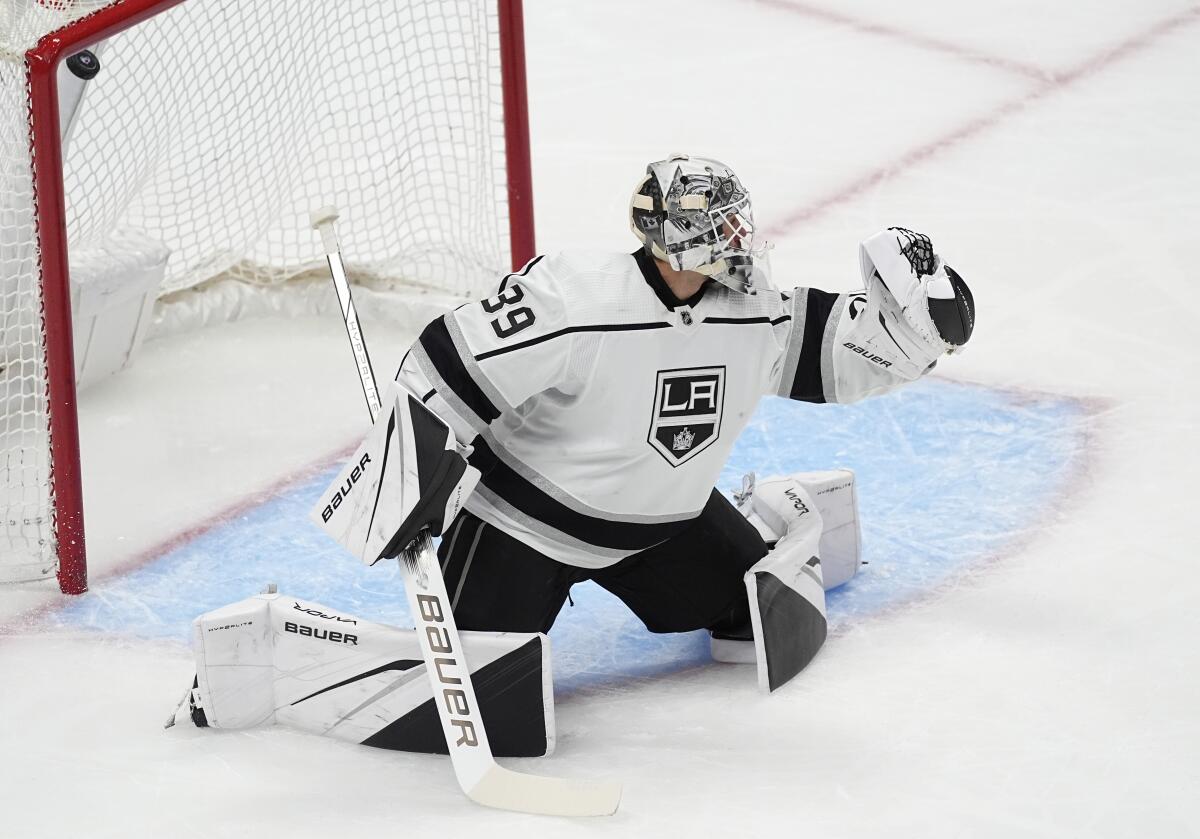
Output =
[
  {"x1": 772, "y1": 287, "x2": 923, "y2": 404},
  {"x1": 396, "y1": 254, "x2": 574, "y2": 442}
]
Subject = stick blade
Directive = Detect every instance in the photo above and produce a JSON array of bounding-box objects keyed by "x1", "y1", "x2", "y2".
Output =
[{"x1": 468, "y1": 765, "x2": 622, "y2": 817}]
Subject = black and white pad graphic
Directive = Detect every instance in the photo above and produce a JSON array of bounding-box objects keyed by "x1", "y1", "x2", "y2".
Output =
[
  {"x1": 648, "y1": 366, "x2": 725, "y2": 466},
  {"x1": 187, "y1": 594, "x2": 554, "y2": 757}
]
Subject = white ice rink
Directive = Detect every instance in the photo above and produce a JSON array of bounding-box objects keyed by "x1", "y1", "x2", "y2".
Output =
[{"x1": 2, "y1": 1, "x2": 1199, "y2": 836}]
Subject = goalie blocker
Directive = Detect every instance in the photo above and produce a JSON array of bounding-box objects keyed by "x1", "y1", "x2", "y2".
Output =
[{"x1": 313, "y1": 380, "x2": 480, "y2": 564}]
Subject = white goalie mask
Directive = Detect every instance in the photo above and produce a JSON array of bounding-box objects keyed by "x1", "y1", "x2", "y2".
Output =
[{"x1": 630, "y1": 154, "x2": 769, "y2": 294}]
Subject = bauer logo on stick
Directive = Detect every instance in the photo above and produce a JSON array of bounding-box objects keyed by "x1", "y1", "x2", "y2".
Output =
[{"x1": 648, "y1": 366, "x2": 725, "y2": 466}]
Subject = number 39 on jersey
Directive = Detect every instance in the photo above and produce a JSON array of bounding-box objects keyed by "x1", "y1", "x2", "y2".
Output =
[{"x1": 481, "y1": 284, "x2": 536, "y2": 339}]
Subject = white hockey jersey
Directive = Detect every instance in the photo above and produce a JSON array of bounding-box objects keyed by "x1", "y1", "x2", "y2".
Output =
[{"x1": 396, "y1": 247, "x2": 920, "y2": 568}]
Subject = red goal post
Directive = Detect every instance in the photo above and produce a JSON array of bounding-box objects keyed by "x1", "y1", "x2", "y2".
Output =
[{"x1": 3, "y1": 0, "x2": 535, "y2": 595}]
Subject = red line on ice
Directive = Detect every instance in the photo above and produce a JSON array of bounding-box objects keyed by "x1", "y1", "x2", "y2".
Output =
[
  {"x1": 765, "y1": 6, "x2": 1200, "y2": 235},
  {"x1": 0, "y1": 443, "x2": 356, "y2": 636},
  {"x1": 748, "y1": 0, "x2": 1050, "y2": 80},
  {"x1": 100, "y1": 446, "x2": 357, "y2": 581}
]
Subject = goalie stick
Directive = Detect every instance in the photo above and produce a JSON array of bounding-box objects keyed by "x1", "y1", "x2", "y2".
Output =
[{"x1": 311, "y1": 207, "x2": 621, "y2": 817}]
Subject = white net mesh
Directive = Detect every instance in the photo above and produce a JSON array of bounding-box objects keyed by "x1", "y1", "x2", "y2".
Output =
[
  {"x1": 65, "y1": 0, "x2": 510, "y2": 295},
  {"x1": 0, "y1": 59, "x2": 56, "y2": 581},
  {"x1": 1, "y1": 0, "x2": 514, "y2": 583}
]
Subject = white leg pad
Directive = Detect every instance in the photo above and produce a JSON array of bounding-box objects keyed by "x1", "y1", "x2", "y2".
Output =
[
  {"x1": 739, "y1": 469, "x2": 861, "y2": 590},
  {"x1": 185, "y1": 592, "x2": 554, "y2": 757},
  {"x1": 191, "y1": 596, "x2": 276, "y2": 728},
  {"x1": 801, "y1": 469, "x2": 861, "y2": 590}
]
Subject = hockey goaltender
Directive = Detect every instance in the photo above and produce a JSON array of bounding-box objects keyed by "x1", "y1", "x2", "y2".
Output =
[
  {"x1": 171, "y1": 154, "x2": 974, "y2": 757},
  {"x1": 382, "y1": 153, "x2": 973, "y2": 681}
]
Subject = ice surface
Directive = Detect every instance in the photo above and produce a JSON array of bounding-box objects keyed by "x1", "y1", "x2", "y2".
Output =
[{"x1": 2, "y1": 1, "x2": 1198, "y2": 836}]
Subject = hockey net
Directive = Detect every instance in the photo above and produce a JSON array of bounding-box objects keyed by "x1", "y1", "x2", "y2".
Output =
[{"x1": 0, "y1": 0, "x2": 532, "y2": 592}]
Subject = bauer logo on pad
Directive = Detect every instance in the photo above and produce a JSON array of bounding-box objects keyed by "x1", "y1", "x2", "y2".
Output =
[{"x1": 648, "y1": 366, "x2": 725, "y2": 466}]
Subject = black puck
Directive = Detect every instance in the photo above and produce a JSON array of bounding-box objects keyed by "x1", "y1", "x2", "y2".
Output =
[{"x1": 66, "y1": 50, "x2": 100, "y2": 81}]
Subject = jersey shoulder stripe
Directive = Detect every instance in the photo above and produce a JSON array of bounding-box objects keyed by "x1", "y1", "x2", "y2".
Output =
[
  {"x1": 474, "y1": 321, "x2": 671, "y2": 361},
  {"x1": 415, "y1": 316, "x2": 501, "y2": 427},
  {"x1": 497, "y1": 254, "x2": 546, "y2": 292}
]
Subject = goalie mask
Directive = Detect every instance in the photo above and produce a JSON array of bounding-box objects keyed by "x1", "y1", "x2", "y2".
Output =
[{"x1": 630, "y1": 154, "x2": 768, "y2": 294}]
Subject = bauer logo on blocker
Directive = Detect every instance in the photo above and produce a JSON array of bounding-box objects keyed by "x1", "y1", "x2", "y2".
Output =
[{"x1": 648, "y1": 366, "x2": 725, "y2": 466}]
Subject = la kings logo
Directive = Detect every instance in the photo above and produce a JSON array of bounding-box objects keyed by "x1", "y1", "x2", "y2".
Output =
[{"x1": 648, "y1": 366, "x2": 725, "y2": 467}]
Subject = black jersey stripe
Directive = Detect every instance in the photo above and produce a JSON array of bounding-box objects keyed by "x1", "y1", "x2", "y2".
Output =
[
  {"x1": 473, "y1": 321, "x2": 672, "y2": 362},
  {"x1": 497, "y1": 254, "x2": 546, "y2": 292},
  {"x1": 465, "y1": 436, "x2": 694, "y2": 551},
  {"x1": 789, "y1": 288, "x2": 841, "y2": 404},
  {"x1": 418, "y1": 316, "x2": 501, "y2": 424},
  {"x1": 702, "y1": 315, "x2": 792, "y2": 326}
]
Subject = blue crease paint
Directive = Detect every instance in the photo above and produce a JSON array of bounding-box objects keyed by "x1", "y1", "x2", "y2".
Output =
[{"x1": 49, "y1": 378, "x2": 1088, "y2": 693}]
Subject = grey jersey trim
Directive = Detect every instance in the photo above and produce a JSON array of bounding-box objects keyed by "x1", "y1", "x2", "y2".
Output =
[
  {"x1": 410, "y1": 343, "x2": 489, "y2": 434},
  {"x1": 820, "y1": 295, "x2": 847, "y2": 403},
  {"x1": 776, "y1": 291, "x2": 809, "y2": 397},
  {"x1": 444, "y1": 310, "x2": 516, "y2": 416}
]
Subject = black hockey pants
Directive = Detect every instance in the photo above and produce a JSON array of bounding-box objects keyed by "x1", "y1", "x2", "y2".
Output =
[{"x1": 435, "y1": 489, "x2": 767, "y2": 635}]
